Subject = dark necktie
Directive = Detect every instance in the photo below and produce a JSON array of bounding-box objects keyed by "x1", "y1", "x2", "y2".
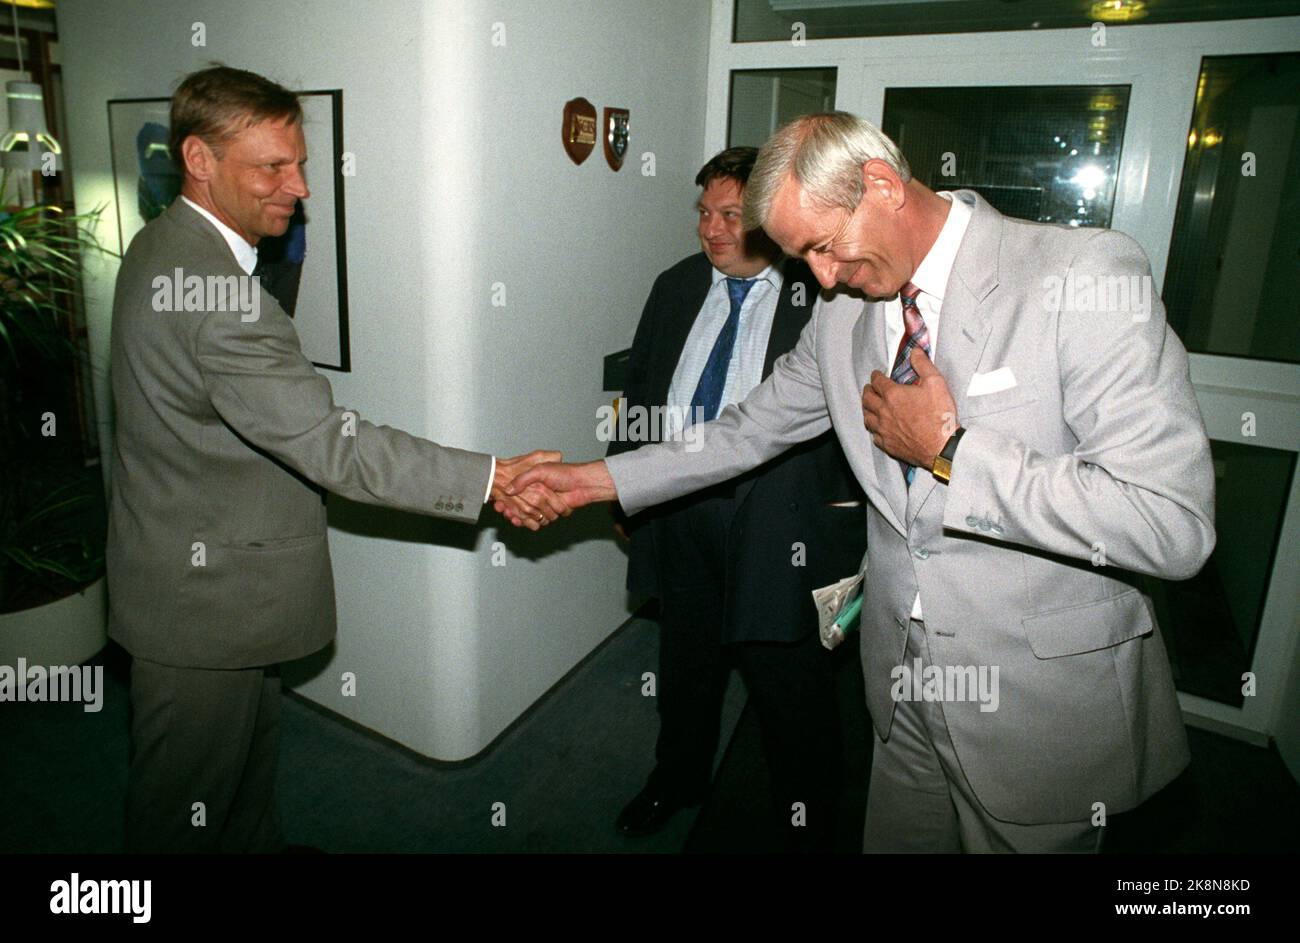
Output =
[
  {"x1": 689, "y1": 277, "x2": 755, "y2": 424},
  {"x1": 890, "y1": 282, "x2": 932, "y2": 484}
]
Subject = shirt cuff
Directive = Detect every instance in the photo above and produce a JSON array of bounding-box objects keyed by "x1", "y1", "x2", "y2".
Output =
[{"x1": 483, "y1": 455, "x2": 496, "y2": 504}]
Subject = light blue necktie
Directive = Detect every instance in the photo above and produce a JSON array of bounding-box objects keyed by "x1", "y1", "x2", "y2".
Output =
[{"x1": 689, "y1": 277, "x2": 755, "y2": 424}]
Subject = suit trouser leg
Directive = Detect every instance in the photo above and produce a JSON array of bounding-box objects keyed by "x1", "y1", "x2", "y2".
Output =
[
  {"x1": 651, "y1": 496, "x2": 733, "y2": 802},
  {"x1": 216, "y1": 667, "x2": 284, "y2": 853},
  {"x1": 653, "y1": 585, "x2": 728, "y2": 801},
  {"x1": 863, "y1": 619, "x2": 1101, "y2": 853},
  {"x1": 861, "y1": 619, "x2": 963, "y2": 853},
  {"x1": 737, "y1": 632, "x2": 841, "y2": 852},
  {"x1": 125, "y1": 657, "x2": 285, "y2": 853}
]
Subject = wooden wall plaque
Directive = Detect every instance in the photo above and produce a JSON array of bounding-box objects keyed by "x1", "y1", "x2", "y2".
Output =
[{"x1": 562, "y1": 97, "x2": 597, "y2": 165}]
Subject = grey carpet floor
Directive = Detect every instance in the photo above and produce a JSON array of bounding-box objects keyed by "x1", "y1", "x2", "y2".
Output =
[
  {"x1": 0, "y1": 617, "x2": 745, "y2": 853},
  {"x1": 3, "y1": 614, "x2": 1297, "y2": 854}
]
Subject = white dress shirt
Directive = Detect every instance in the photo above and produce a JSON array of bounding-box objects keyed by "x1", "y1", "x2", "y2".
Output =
[
  {"x1": 885, "y1": 191, "x2": 972, "y2": 620},
  {"x1": 182, "y1": 195, "x2": 498, "y2": 501},
  {"x1": 666, "y1": 262, "x2": 782, "y2": 434},
  {"x1": 181, "y1": 196, "x2": 259, "y2": 276}
]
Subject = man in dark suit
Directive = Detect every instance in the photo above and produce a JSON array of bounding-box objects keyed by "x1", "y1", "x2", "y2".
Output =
[{"x1": 607, "y1": 148, "x2": 867, "y2": 849}]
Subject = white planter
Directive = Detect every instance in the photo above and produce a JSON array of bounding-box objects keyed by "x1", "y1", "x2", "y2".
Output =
[{"x1": 0, "y1": 576, "x2": 107, "y2": 668}]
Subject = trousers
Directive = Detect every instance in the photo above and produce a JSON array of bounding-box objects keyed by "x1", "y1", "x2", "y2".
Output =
[{"x1": 125, "y1": 656, "x2": 285, "y2": 853}]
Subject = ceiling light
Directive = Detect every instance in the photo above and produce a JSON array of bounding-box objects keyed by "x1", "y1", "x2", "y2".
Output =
[{"x1": 1089, "y1": 0, "x2": 1148, "y2": 23}]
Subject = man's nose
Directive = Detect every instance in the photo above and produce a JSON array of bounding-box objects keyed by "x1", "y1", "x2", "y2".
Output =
[
  {"x1": 807, "y1": 254, "x2": 837, "y2": 290},
  {"x1": 284, "y1": 164, "x2": 310, "y2": 200}
]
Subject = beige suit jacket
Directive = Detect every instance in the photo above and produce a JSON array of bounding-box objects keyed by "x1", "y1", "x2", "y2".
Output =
[{"x1": 107, "y1": 200, "x2": 490, "y2": 669}]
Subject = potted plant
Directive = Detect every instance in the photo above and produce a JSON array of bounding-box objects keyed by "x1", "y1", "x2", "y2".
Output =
[{"x1": 0, "y1": 190, "x2": 112, "y2": 668}]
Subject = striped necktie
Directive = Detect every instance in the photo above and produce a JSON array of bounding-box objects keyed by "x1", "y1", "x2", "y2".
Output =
[{"x1": 890, "y1": 282, "x2": 931, "y2": 484}]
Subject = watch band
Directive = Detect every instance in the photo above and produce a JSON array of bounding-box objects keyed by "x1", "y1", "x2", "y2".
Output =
[{"x1": 932, "y1": 426, "x2": 966, "y2": 484}]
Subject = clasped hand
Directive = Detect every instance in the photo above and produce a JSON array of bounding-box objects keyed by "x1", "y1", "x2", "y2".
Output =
[
  {"x1": 490, "y1": 451, "x2": 573, "y2": 531},
  {"x1": 493, "y1": 459, "x2": 618, "y2": 529}
]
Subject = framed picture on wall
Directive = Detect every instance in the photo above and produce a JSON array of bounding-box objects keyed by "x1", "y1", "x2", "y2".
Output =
[{"x1": 106, "y1": 90, "x2": 351, "y2": 371}]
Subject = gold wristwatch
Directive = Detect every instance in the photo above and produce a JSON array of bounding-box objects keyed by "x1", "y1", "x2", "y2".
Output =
[{"x1": 932, "y1": 426, "x2": 966, "y2": 484}]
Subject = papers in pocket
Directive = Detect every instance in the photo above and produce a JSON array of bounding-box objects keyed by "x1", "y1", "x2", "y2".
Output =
[
  {"x1": 966, "y1": 367, "x2": 1017, "y2": 397},
  {"x1": 812, "y1": 571, "x2": 864, "y2": 651}
]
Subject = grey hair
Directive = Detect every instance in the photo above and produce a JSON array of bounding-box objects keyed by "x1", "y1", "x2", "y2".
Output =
[{"x1": 742, "y1": 112, "x2": 912, "y2": 231}]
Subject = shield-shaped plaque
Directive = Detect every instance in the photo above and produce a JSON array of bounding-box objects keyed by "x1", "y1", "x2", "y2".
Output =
[
  {"x1": 604, "y1": 107, "x2": 630, "y2": 171},
  {"x1": 562, "y1": 97, "x2": 597, "y2": 165}
]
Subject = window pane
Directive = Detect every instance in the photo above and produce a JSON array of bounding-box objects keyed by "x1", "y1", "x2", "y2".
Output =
[
  {"x1": 1143, "y1": 439, "x2": 1296, "y2": 706},
  {"x1": 882, "y1": 85, "x2": 1130, "y2": 227},
  {"x1": 734, "y1": 0, "x2": 1300, "y2": 43},
  {"x1": 1163, "y1": 53, "x2": 1300, "y2": 365},
  {"x1": 728, "y1": 68, "x2": 837, "y2": 148}
]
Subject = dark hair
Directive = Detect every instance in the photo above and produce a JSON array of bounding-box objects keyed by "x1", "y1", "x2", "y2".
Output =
[
  {"x1": 695, "y1": 146, "x2": 760, "y2": 190},
  {"x1": 170, "y1": 65, "x2": 302, "y2": 170}
]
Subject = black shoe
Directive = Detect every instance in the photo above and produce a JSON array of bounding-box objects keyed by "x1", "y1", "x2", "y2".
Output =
[{"x1": 615, "y1": 783, "x2": 703, "y2": 837}]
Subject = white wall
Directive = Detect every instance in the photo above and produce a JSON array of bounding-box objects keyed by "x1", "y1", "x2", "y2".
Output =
[{"x1": 57, "y1": 0, "x2": 710, "y2": 759}]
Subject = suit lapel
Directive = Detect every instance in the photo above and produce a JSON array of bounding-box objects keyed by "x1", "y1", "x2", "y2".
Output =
[
  {"x1": 733, "y1": 259, "x2": 811, "y2": 510},
  {"x1": 853, "y1": 298, "x2": 909, "y2": 531},
  {"x1": 905, "y1": 191, "x2": 1001, "y2": 526},
  {"x1": 649, "y1": 255, "x2": 713, "y2": 417},
  {"x1": 759, "y1": 260, "x2": 809, "y2": 380}
]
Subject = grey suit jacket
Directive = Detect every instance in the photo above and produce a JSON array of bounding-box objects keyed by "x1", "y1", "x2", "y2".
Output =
[
  {"x1": 606, "y1": 190, "x2": 1216, "y2": 824},
  {"x1": 106, "y1": 199, "x2": 491, "y2": 669}
]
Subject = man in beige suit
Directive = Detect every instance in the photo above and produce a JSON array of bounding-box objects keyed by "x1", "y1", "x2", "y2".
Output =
[
  {"x1": 109, "y1": 66, "x2": 560, "y2": 852},
  {"x1": 511, "y1": 112, "x2": 1216, "y2": 852}
]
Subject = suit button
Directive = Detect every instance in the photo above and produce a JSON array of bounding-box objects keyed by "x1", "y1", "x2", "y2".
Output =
[
  {"x1": 965, "y1": 515, "x2": 979, "y2": 527},
  {"x1": 455, "y1": 502, "x2": 464, "y2": 512},
  {"x1": 913, "y1": 548, "x2": 929, "y2": 560}
]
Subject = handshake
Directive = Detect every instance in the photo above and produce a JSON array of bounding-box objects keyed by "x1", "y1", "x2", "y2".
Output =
[{"x1": 489, "y1": 451, "x2": 619, "y2": 531}]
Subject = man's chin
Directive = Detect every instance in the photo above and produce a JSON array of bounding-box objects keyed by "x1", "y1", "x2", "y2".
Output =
[{"x1": 261, "y1": 218, "x2": 292, "y2": 239}]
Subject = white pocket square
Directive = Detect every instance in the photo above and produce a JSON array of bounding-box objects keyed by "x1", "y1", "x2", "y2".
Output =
[{"x1": 966, "y1": 367, "x2": 1017, "y2": 397}]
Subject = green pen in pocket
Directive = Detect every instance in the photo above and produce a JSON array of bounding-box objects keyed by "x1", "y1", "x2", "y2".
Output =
[
  {"x1": 835, "y1": 589, "x2": 863, "y2": 635},
  {"x1": 822, "y1": 587, "x2": 863, "y2": 650}
]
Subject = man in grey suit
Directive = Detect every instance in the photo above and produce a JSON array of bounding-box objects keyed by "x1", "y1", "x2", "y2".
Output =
[
  {"x1": 109, "y1": 66, "x2": 561, "y2": 852},
  {"x1": 508, "y1": 112, "x2": 1216, "y2": 852}
]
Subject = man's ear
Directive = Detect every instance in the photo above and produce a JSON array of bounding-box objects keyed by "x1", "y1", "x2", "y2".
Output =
[
  {"x1": 861, "y1": 159, "x2": 904, "y2": 211},
  {"x1": 179, "y1": 135, "x2": 216, "y2": 182}
]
